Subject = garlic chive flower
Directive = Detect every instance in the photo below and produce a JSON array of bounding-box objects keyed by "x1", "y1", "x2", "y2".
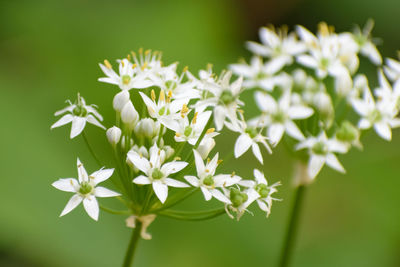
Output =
[
  {"x1": 296, "y1": 132, "x2": 348, "y2": 179},
  {"x1": 129, "y1": 144, "x2": 189, "y2": 203},
  {"x1": 51, "y1": 94, "x2": 105, "y2": 138},
  {"x1": 252, "y1": 169, "x2": 281, "y2": 217},
  {"x1": 184, "y1": 150, "x2": 241, "y2": 203},
  {"x1": 52, "y1": 158, "x2": 120, "y2": 221}
]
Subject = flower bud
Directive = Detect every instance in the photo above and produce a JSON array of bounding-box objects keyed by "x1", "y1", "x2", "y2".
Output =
[
  {"x1": 106, "y1": 126, "x2": 122, "y2": 147},
  {"x1": 113, "y1": 90, "x2": 130, "y2": 112},
  {"x1": 135, "y1": 118, "x2": 157, "y2": 139},
  {"x1": 197, "y1": 137, "x2": 215, "y2": 160},
  {"x1": 163, "y1": 146, "x2": 175, "y2": 159},
  {"x1": 121, "y1": 101, "x2": 139, "y2": 127}
]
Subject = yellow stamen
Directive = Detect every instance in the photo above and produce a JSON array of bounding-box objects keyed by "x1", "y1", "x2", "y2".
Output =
[
  {"x1": 174, "y1": 156, "x2": 181, "y2": 161},
  {"x1": 141, "y1": 62, "x2": 148, "y2": 71},
  {"x1": 181, "y1": 104, "x2": 189, "y2": 118},
  {"x1": 231, "y1": 172, "x2": 236, "y2": 177},
  {"x1": 192, "y1": 112, "x2": 198, "y2": 124},
  {"x1": 121, "y1": 60, "x2": 125, "y2": 67},
  {"x1": 151, "y1": 90, "x2": 156, "y2": 101},
  {"x1": 132, "y1": 63, "x2": 137, "y2": 69},
  {"x1": 138, "y1": 48, "x2": 143, "y2": 55},
  {"x1": 183, "y1": 66, "x2": 189, "y2": 72},
  {"x1": 127, "y1": 54, "x2": 131, "y2": 61},
  {"x1": 217, "y1": 160, "x2": 223, "y2": 165},
  {"x1": 104, "y1": 59, "x2": 112, "y2": 69},
  {"x1": 159, "y1": 90, "x2": 165, "y2": 102},
  {"x1": 145, "y1": 49, "x2": 151, "y2": 56},
  {"x1": 175, "y1": 132, "x2": 181, "y2": 137},
  {"x1": 206, "y1": 128, "x2": 215, "y2": 134},
  {"x1": 131, "y1": 51, "x2": 136, "y2": 58}
]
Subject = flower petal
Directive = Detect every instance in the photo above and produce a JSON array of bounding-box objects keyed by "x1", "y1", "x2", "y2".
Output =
[
  {"x1": 133, "y1": 175, "x2": 152, "y2": 185},
  {"x1": 251, "y1": 143, "x2": 263, "y2": 164},
  {"x1": 161, "y1": 161, "x2": 188, "y2": 176},
  {"x1": 83, "y1": 197, "x2": 99, "y2": 221},
  {"x1": 70, "y1": 117, "x2": 87, "y2": 138},
  {"x1": 200, "y1": 187, "x2": 212, "y2": 201},
  {"x1": 210, "y1": 189, "x2": 231, "y2": 204},
  {"x1": 52, "y1": 178, "x2": 79, "y2": 192},
  {"x1": 164, "y1": 178, "x2": 189, "y2": 188},
  {"x1": 51, "y1": 114, "x2": 73, "y2": 129},
  {"x1": 325, "y1": 154, "x2": 345, "y2": 173},
  {"x1": 184, "y1": 176, "x2": 200, "y2": 187},
  {"x1": 153, "y1": 181, "x2": 168, "y2": 203},
  {"x1": 90, "y1": 168, "x2": 114, "y2": 185},
  {"x1": 94, "y1": 186, "x2": 121, "y2": 197},
  {"x1": 127, "y1": 151, "x2": 151, "y2": 174},
  {"x1": 60, "y1": 194, "x2": 82, "y2": 217},
  {"x1": 234, "y1": 134, "x2": 253, "y2": 158},
  {"x1": 308, "y1": 155, "x2": 325, "y2": 179}
]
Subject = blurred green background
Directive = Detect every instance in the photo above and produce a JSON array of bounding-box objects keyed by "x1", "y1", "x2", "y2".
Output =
[{"x1": 1, "y1": 0, "x2": 400, "y2": 266}]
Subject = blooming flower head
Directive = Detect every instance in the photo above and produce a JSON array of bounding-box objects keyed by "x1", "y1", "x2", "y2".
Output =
[
  {"x1": 184, "y1": 150, "x2": 241, "y2": 203},
  {"x1": 51, "y1": 93, "x2": 105, "y2": 138},
  {"x1": 129, "y1": 144, "x2": 189, "y2": 203},
  {"x1": 52, "y1": 158, "x2": 120, "y2": 220},
  {"x1": 251, "y1": 169, "x2": 281, "y2": 217}
]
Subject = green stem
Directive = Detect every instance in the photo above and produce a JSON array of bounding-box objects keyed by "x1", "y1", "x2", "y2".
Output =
[
  {"x1": 279, "y1": 185, "x2": 307, "y2": 267},
  {"x1": 100, "y1": 205, "x2": 131, "y2": 215},
  {"x1": 122, "y1": 222, "x2": 142, "y2": 267},
  {"x1": 159, "y1": 208, "x2": 225, "y2": 221},
  {"x1": 150, "y1": 188, "x2": 198, "y2": 212},
  {"x1": 82, "y1": 131, "x2": 102, "y2": 167}
]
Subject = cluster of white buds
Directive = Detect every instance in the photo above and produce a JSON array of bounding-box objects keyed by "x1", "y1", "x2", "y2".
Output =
[
  {"x1": 230, "y1": 20, "x2": 400, "y2": 182},
  {"x1": 50, "y1": 49, "x2": 280, "y2": 228}
]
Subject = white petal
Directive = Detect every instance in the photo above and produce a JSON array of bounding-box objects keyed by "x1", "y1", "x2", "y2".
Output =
[
  {"x1": 127, "y1": 152, "x2": 151, "y2": 174},
  {"x1": 153, "y1": 181, "x2": 168, "y2": 203},
  {"x1": 193, "y1": 149, "x2": 205, "y2": 175},
  {"x1": 161, "y1": 161, "x2": 188, "y2": 175},
  {"x1": 234, "y1": 134, "x2": 253, "y2": 158},
  {"x1": 52, "y1": 178, "x2": 79, "y2": 192},
  {"x1": 133, "y1": 175, "x2": 152, "y2": 185},
  {"x1": 77, "y1": 158, "x2": 88, "y2": 183},
  {"x1": 308, "y1": 155, "x2": 326, "y2": 179},
  {"x1": 70, "y1": 117, "x2": 87, "y2": 138},
  {"x1": 285, "y1": 121, "x2": 305, "y2": 141},
  {"x1": 83, "y1": 197, "x2": 99, "y2": 221},
  {"x1": 51, "y1": 114, "x2": 73, "y2": 129},
  {"x1": 253, "y1": 169, "x2": 266, "y2": 184},
  {"x1": 200, "y1": 187, "x2": 212, "y2": 201},
  {"x1": 288, "y1": 106, "x2": 314, "y2": 119},
  {"x1": 90, "y1": 168, "x2": 114, "y2": 185},
  {"x1": 214, "y1": 106, "x2": 226, "y2": 131},
  {"x1": 325, "y1": 154, "x2": 345, "y2": 173},
  {"x1": 374, "y1": 122, "x2": 392, "y2": 141},
  {"x1": 60, "y1": 194, "x2": 82, "y2": 217},
  {"x1": 86, "y1": 115, "x2": 106, "y2": 130},
  {"x1": 210, "y1": 189, "x2": 231, "y2": 204},
  {"x1": 165, "y1": 178, "x2": 189, "y2": 188},
  {"x1": 268, "y1": 123, "x2": 285, "y2": 144},
  {"x1": 254, "y1": 91, "x2": 277, "y2": 112},
  {"x1": 184, "y1": 176, "x2": 200, "y2": 187},
  {"x1": 94, "y1": 186, "x2": 121, "y2": 197},
  {"x1": 252, "y1": 143, "x2": 263, "y2": 164},
  {"x1": 358, "y1": 118, "x2": 371, "y2": 129}
]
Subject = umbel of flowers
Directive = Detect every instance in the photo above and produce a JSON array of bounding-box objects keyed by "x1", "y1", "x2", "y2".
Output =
[
  {"x1": 50, "y1": 49, "x2": 280, "y2": 266},
  {"x1": 230, "y1": 20, "x2": 400, "y2": 267}
]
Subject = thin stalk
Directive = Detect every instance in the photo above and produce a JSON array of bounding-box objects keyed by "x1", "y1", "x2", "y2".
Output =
[
  {"x1": 279, "y1": 185, "x2": 307, "y2": 267},
  {"x1": 122, "y1": 222, "x2": 142, "y2": 267},
  {"x1": 100, "y1": 205, "x2": 131, "y2": 215},
  {"x1": 82, "y1": 131, "x2": 102, "y2": 167},
  {"x1": 159, "y1": 208, "x2": 225, "y2": 221}
]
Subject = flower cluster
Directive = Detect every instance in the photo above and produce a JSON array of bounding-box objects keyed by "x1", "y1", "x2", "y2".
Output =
[
  {"x1": 230, "y1": 20, "x2": 400, "y2": 182},
  {"x1": 51, "y1": 49, "x2": 280, "y2": 227}
]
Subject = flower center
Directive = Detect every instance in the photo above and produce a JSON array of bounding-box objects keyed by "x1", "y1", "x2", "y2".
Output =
[
  {"x1": 230, "y1": 188, "x2": 248, "y2": 208},
  {"x1": 220, "y1": 90, "x2": 235, "y2": 105},
  {"x1": 122, "y1": 75, "x2": 131, "y2": 85},
  {"x1": 336, "y1": 121, "x2": 358, "y2": 142},
  {"x1": 73, "y1": 105, "x2": 88, "y2": 117},
  {"x1": 151, "y1": 168, "x2": 164, "y2": 180},
  {"x1": 255, "y1": 183, "x2": 269, "y2": 198},
  {"x1": 202, "y1": 175, "x2": 214, "y2": 186},
  {"x1": 245, "y1": 127, "x2": 258, "y2": 139},
  {"x1": 272, "y1": 110, "x2": 286, "y2": 123},
  {"x1": 312, "y1": 141, "x2": 328, "y2": 155},
  {"x1": 184, "y1": 126, "x2": 193, "y2": 137},
  {"x1": 79, "y1": 182, "x2": 93, "y2": 195},
  {"x1": 165, "y1": 80, "x2": 177, "y2": 90},
  {"x1": 369, "y1": 109, "x2": 382, "y2": 123}
]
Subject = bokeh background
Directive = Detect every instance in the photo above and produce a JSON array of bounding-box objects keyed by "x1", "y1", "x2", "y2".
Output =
[{"x1": 1, "y1": 0, "x2": 400, "y2": 266}]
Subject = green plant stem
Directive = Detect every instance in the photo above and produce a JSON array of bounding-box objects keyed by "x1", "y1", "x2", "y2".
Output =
[
  {"x1": 82, "y1": 131, "x2": 102, "y2": 167},
  {"x1": 279, "y1": 185, "x2": 307, "y2": 267},
  {"x1": 100, "y1": 205, "x2": 131, "y2": 215},
  {"x1": 123, "y1": 222, "x2": 142, "y2": 267},
  {"x1": 159, "y1": 208, "x2": 225, "y2": 221}
]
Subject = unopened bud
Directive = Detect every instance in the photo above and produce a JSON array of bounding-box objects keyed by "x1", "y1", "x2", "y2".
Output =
[
  {"x1": 121, "y1": 101, "x2": 139, "y2": 127},
  {"x1": 113, "y1": 90, "x2": 130, "y2": 112},
  {"x1": 163, "y1": 146, "x2": 175, "y2": 159},
  {"x1": 135, "y1": 118, "x2": 157, "y2": 139},
  {"x1": 197, "y1": 137, "x2": 216, "y2": 160},
  {"x1": 106, "y1": 126, "x2": 122, "y2": 147}
]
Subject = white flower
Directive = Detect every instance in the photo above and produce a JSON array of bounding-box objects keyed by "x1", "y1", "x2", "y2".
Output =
[
  {"x1": 223, "y1": 186, "x2": 259, "y2": 221},
  {"x1": 251, "y1": 169, "x2": 280, "y2": 217},
  {"x1": 229, "y1": 56, "x2": 282, "y2": 91},
  {"x1": 195, "y1": 71, "x2": 244, "y2": 131},
  {"x1": 246, "y1": 26, "x2": 306, "y2": 72},
  {"x1": 128, "y1": 144, "x2": 189, "y2": 203},
  {"x1": 384, "y1": 57, "x2": 400, "y2": 82},
  {"x1": 197, "y1": 135, "x2": 216, "y2": 159},
  {"x1": 184, "y1": 150, "x2": 240, "y2": 203},
  {"x1": 121, "y1": 101, "x2": 139, "y2": 127},
  {"x1": 252, "y1": 91, "x2": 313, "y2": 144},
  {"x1": 98, "y1": 58, "x2": 153, "y2": 90},
  {"x1": 134, "y1": 118, "x2": 160, "y2": 139},
  {"x1": 352, "y1": 19, "x2": 382, "y2": 65},
  {"x1": 225, "y1": 115, "x2": 272, "y2": 164},
  {"x1": 51, "y1": 94, "x2": 105, "y2": 138},
  {"x1": 113, "y1": 90, "x2": 130, "y2": 112},
  {"x1": 296, "y1": 132, "x2": 348, "y2": 179},
  {"x1": 52, "y1": 158, "x2": 120, "y2": 221},
  {"x1": 352, "y1": 81, "x2": 400, "y2": 140}
]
